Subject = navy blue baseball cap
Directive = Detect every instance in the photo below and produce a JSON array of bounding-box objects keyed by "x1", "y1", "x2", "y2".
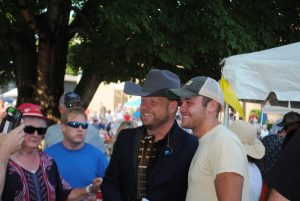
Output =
[{"x1": 59, "y1": 92, "x2": 82, "y2": 108}]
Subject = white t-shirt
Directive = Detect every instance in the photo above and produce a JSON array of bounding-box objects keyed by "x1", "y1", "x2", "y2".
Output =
[
  {"x1": 248, "y1": 162, "x2": 262, "y2": 201},
  {"x1": 186, "y1": 125, "x2": 249, "y2": 201}
]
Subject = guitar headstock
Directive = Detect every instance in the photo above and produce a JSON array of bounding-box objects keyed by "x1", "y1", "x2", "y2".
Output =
[{"x1": 138, "y1": 135, "x2": 155, "y2": 166}]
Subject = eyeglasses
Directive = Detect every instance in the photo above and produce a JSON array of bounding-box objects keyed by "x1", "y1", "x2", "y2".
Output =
[
  {"x1": 64, "y1": 122, "x2": 88, "y2": 129},
  {"x1": 24, "y1": 126, "x2": 47, "y2": 136},
  {"x1": 65, "y1": 102, "x2": 82, "y2": 109}
]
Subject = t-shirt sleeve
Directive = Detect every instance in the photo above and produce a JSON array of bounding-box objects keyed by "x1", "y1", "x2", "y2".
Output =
[{"x1": 210, "y1": 135, "x2": 247, "y2": 179}]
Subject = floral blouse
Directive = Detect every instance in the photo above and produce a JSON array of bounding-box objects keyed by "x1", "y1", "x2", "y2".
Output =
[{"x1": 2, "y1": 151, "x2": 72, "y2": 201}]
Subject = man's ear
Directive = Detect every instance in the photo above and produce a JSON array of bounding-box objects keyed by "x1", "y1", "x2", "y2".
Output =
[
  {"x1": 59, "y1": 105, "x2": 66, "y2": 115},
  {"x1": 60, "y1": 122, "x2": 66, "y2": 132},
  {"x1": 169, "y1": 100, "x2": 179, "y2": 114},
  {"x1": 207, "y1": 100, "x2": 219, "y2": 113}
]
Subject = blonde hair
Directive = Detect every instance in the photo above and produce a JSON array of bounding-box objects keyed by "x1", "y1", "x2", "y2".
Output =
[{"x1": 61, "y1": 108, "x2": 87, "y2": 123}]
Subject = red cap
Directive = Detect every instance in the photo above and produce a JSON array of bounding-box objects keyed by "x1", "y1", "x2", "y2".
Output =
[{"x1": 17, "y1": 103, "x2": 48, "y2": 121}]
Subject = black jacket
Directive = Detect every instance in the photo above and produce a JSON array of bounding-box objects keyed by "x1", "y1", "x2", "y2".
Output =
[{"x1": 101, "y1": 122, "x2": 198, "y2": 201}]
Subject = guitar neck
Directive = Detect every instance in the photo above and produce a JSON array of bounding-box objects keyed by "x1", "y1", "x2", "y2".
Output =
[{"x1": 137, "y1": 135, "x2": 154, "y2": 198}]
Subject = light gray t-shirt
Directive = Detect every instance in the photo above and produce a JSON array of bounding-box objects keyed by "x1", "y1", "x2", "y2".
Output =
[
  {"x1": 44, "y1": 123, "x2": 106, "y2": 154},
  {"x1": 186, "y1": 125, "x2": 249, "y2": 201}
]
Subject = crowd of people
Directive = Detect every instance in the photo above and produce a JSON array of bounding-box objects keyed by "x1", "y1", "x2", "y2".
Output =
[
  {"x1": 1, "y1": 68, "x2": 300, "y2": 201},
  {"x1": 1, "y1": 103, "x2": 103, "y2": 201}
]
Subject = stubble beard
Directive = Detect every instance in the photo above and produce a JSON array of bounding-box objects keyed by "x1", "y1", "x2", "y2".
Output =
[
  {"x1": 142, "y1": 114, "x2": 170, "y2": 131},
  {"x1": 180, "y1": 117, "x2": 193, "y2": 130}
]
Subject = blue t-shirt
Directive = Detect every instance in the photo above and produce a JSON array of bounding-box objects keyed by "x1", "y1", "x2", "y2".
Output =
[{"x1": 45, "y1": 142, "x2": 108, "y2": 188}]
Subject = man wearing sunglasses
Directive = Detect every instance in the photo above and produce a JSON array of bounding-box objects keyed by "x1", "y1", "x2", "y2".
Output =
[
  {"x1": 44, "y1": 92, "x2": 107, "y2": 154},
  {"x1": 2, "y1": 103, "x2": 103, "y2": 200},
  {"x1": 44, "y1": 108, "x2": 108, "y2": 199}
]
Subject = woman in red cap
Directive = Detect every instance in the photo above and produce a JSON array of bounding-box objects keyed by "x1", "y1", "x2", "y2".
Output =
[{"x1": 1, "y1": 103, "x2": 101, "y2": 201}]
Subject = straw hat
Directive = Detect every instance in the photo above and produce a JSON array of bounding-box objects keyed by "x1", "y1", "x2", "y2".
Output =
[{"x1": 229, "y1": 120, "x2": 265, "y2": 159}]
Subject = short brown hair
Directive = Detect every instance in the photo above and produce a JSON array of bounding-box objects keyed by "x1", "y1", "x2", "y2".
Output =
[
  {"x1": 61, "y1": 108, "x2": 87, "y2": 123},
  {"x1": 202, "y1": 96, "x2": 222, "y2": 116}
]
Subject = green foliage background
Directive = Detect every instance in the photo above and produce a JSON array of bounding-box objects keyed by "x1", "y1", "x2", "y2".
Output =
[{"x1": 0, "y1": 0, "x2": 299, "y2": 114}]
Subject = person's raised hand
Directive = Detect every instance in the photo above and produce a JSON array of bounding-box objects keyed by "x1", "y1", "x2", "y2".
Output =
[
  {"x1": 0, "y1": 123, "x2": 25, "y2": 155},
  {"x1": 0, "y1": 111, "x2": 6, "y2": 123}
]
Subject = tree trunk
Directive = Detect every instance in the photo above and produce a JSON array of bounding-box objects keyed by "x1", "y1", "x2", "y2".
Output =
[
  {"x1": 35, "y1": 0, "x2": 71, "y2": 123},
  {"x1": 13, "y1": 0, "x2": 72, "y2": 124},
  {"x1": 9, "y1": 27, "x2": 37, "y2": 105},
  {"x1": 75, "y1": 68, "x2": 104, "y2": 110},
  {"x1": 11, "y1": 0, "x2": 106, "y2": 124}
]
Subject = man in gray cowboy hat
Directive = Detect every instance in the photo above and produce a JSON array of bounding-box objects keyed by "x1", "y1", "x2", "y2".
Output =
[{"x1": 101, "y1": 69, "x2": 198, "y2": 201}]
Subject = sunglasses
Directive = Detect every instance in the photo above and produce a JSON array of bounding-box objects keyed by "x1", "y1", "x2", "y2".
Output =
[
  {"x1": 65, "y1": 102, "x2": 82, "y2": 109},
  {"x1": 64, "y1": 122, "x2": 88, "y2": 129},
  {"x1": 24, "y1": 126, "x2": 47, "y2": 136}
]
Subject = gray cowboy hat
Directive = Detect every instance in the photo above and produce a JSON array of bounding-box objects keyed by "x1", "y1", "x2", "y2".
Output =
[{"x1": 124, "y1": 69, "x2": 180, "y2": 97}]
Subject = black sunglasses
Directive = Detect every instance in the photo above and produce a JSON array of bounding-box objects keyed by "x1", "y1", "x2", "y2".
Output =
[
  {"x1": 65, "y1": 102, "x2": 82, "y2": 109},
  {"x1": 24, "y1": 126, "x2": 47, "y2": 136},
  {"x1": 64, "y1": 122, "x2": 88, "y2": 129}
]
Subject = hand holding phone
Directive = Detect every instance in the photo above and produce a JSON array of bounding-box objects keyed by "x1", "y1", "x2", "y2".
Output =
[
  {"x1": 0, "y1": 124, "x2": 25, "y2": 155},
  {"x1": 0, "y1": 107, "x2": 22, "y2": 133}
]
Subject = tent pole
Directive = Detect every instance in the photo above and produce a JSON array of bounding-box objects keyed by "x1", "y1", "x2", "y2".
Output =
[
  {"x1": 260, "y1": 103, "x2": 264, "y2": 126},
  {"x1": 223, "y1": 103, "x2": 229, "y2": 127},
  {"x1": 243, "y1": 101, "x2": 246, "y2": 120}
]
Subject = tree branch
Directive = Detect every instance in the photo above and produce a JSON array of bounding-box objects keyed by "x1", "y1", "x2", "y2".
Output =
[
  {"x1": 68, "y1": 6, "x2": 95, "y2": 40},
  {"x1": 68, "y1": 0, "x2": 102, "y2": 40}
]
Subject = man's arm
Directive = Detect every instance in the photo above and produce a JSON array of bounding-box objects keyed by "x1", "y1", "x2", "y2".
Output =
[
  {"x1": 67, "y1": 178, "x2": 102, "y2": 201},
  {"x1": 215, "y1": 172, "x2": 244, "y2": 201}
]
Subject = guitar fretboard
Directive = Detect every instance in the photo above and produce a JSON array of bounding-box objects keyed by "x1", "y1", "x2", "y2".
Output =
[{"x1": 137, "y1": 135, "x2": 154, "y2": 199}]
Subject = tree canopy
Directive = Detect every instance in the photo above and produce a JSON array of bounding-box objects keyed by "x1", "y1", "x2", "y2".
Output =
[{"x1": 0, "y1": 0, "x2": 299, "y2": 121}]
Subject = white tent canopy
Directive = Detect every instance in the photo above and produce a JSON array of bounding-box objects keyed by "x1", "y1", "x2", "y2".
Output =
[
  {"x1": 221, "y1": 42, "x2": 300, "y2": 102},
  {"x1": 262, "y1": 105, "x2": 300, "y2": 114}
]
